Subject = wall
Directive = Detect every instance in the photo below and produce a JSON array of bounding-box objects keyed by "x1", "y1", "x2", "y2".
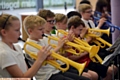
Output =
[{"x1": 76, "y1": 0, "x2": 98, "y2": 11}]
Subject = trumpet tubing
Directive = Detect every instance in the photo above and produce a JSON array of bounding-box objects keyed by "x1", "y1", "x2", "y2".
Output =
[
  {"x1": 88, "y1": 28, "x2": 110, "y2": 36},
  {"x1": 24, "y1": 41, "x2": 86, "y2": 75},
  {"x1": 96, "y1": 37, "x2": 112, "y2": 47},
  {"x1": 47, "y1": 35, "x2": 82, "y2": 55},
  {"x1": 92, "y1": 39, "x2": 106, "y2": 48},
  {"x1": 24, "y1": 41, "x2": 69, "y2": 72},
  {"x1": 57, "y1": 29, "x2": 103, "y2": 63},
  {"x1": 74, "y1": 38, "x2": 90, "y2": 47},
  {"x1": 57, "y1": 30, "x2": 91, "y2": 47},
  {"x1": 86, "y1": 28, "x2": 112, "y2": 48}
]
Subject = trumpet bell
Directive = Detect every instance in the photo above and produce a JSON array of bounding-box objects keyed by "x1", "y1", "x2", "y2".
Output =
[
  {"x1": 89, "y1": 46, "x2": 99, "y2": 59},
  {"x1": 76, "y1": 62, "x2": 87, "y2": 75},
  {"x1": 88, "y1": 28, "x2": 110, "y2": 37},
  {"x1": 89, "y1": 46, "x2": 103, "y2": 63},
  {"x1": 65, "y1": 58, "x2": 87, "y2": 75}
]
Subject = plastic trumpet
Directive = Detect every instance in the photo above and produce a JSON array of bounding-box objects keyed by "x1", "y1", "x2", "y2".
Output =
[
  {"x1": 44, "y1": 35, "x2": 82, "y2": 55},
  {"x1": 45, "y1": 35, "x2": 99, "y2": 57},
  {"x1": 93, "y1": 16, "x2": 120, "y2": 32},
  {"x1": 24, "y1": 41, "x2": 86, "y2": 75},
  {"x1": 92, "y1": 37, "x2": 112, "y2": 48},
  {"x1": 56, "y1": 30, "x2": 103, "y2": 64},
  {"x1": 85, "y1": 28, "x2": 112, "y2": 48},
  {"x1": 57, "y1": 30, "x2": 90, "y2": 47},
  {"x1": 87, "y1": 28, "x2": 110, "y2": 37}
]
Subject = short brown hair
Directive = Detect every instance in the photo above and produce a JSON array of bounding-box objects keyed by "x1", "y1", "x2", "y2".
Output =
[
  {"x1": 67, "y1": 16, "x2": 85, "y2": 30},
  {"x1": 23, "y1": 15, "x2": 46, "y2": 35},
  {"x1": 55, "y1": 13, "x2": 68, "y2": 23},
  {"x1": 37, "y1": 9, "x2": 55, "y2": 20},
  {"x1": 78, "y1": 4, "x2": 92, "y2": 13}
]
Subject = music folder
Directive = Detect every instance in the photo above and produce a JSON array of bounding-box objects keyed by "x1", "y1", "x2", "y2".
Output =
[{"x1": 102, "y1": 44, "x2": 120, "y2": 66}]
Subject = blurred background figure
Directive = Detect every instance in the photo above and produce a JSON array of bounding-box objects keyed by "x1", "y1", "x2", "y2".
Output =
[
  {"x1": 94, "y1": 0, "x2": 111, "y2": 21},
  {"x1": 79, "y1": 0, "x2": 91, "y2": 5}
]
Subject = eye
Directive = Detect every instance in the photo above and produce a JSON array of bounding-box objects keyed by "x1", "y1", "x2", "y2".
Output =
[
  {"x1": 16, "y1": 29, "x2": 20, "y2": 31},
  {"x1": 79, "y1": 29, "x2": 82, "y2": 31},
  {"x1": 38, "y1": 28, "x2": 43, "y2": 30}
]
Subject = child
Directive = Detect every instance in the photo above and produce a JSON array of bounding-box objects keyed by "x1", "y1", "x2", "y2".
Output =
[
  {"x1": 67, "y1": 15, "x2": 117, "y2": 80},
  {"x1": 67, "y1": 11, "x2": 81, "y2": 19},
  {"x1": 0, "y1": 14, "x2": 51, "y2": 78},
  {"x1": 55, "y1": 13, "x2": 68, "y2": 31},
  {"x1": 23, "y1": 15, "x2": 90, "y2": 80},
  {"x1": 78, "y1": 4, "x2": 106, "y2": 29},
  {"x1": 78, "y1": 3, "x2": 113, "y2": 59},
  {"x1": 55, "y1": 13, "x2": 99, "y2": 80}
]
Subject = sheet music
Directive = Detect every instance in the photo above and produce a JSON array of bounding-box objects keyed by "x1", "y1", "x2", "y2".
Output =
[
  {"x1": 102, "y1": 44, "x2": 120, "y2": 65},
  {"x1": 102, "y1": 54, "x2": 114, "y2": 64},
  {"x1": 106, "y1": 35, "x2": 120, "y2": 51}
]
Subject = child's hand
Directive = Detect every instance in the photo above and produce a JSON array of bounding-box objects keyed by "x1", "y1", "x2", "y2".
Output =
[
  {"x1": 54, "y1": 37, "x2": 67, "y2": 52},
  {"x1": 80, "y1": 28, "x2": 88, "y2": 38},
  {"x1": 37, "y1": 45, "x2": 52, "y2": 62},
  {"x1": 63, "y1": 44, "x2": 72, "y2": 49},
  {"x1": 46, "y1": 56, "x2": 55, "y2": 60},
  {"x1": 98, "y1": 17, "x2": 106, "y2": 28},
  {"x1": 67, "y1": 30, "x2": 75, "y2": 41},
  {"x1": 57, "y1": 37, "x2": 67, "y2": 48}
]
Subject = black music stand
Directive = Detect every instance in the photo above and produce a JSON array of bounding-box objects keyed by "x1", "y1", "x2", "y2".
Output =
[{"x1": 103, "y1": 44, "x2": 120, "y2": 80}]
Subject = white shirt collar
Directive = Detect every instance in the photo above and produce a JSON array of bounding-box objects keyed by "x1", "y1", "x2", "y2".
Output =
[{"x1": 81, "y1": 18, "x2": 91, "y2": 23}]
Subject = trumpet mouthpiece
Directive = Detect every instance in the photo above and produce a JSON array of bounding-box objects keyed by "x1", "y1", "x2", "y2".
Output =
[
  {"x1": 52, "y1": 26, "x2": 56, "y2": 30},
  {"x1": 18, "y1": 37, "x2": 25, "y2": 42},
  {"x1": 42, "y1": 34, "x2": 48, "y2": 37}
]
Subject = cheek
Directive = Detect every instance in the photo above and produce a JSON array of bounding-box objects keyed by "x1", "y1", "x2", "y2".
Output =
[
  {"x1": 10, "y1": 31, "x2": 17, "y2": 35},
  {"x1": 64, "y1": 24, "x2": 67, "y2": 28},
  {"x1": 74, "y1": 31, "x2": 78, "y2": 35},
  {"x1": 76, "y1": 30, "x2": 81, "y2": 35}
]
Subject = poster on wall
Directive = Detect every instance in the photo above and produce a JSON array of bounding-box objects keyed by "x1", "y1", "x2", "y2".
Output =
[{"x1": 0, "y1": 0, "x2": 74, "y2": 10}]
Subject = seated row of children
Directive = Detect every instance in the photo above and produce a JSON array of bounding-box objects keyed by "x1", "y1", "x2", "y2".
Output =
[{"x1": 0, "y1": 3, "x2": 118, "y2": 80}]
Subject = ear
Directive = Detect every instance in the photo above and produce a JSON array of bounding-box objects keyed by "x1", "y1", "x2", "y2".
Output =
[
  {"x1": 69, "y1": 26, "x2": 74, "y2": 32},
  {"x1": 71, "y1": 26, "x2": 75, "y2": 30},
  {"x1": 80, "y1": 12, "x2": 83, "y2": 15},
  {"x1": 1, "y1": 29, "x2": 7, "y2": 36},
  {"x1": 28, "y1": 28, "x2": 32, "y2": 34}
]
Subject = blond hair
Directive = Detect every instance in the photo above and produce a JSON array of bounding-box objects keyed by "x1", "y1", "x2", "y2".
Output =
[
  {"x1": 78, "y1": 4, "x2": 92, "y2": 13},
  {"x1": 55, "y1": 13, "x2": 68, "y2": 23},
  {"x1": 0, "y1": 13, "x2": 19, "y2": 35},
  {"x1": 23, "y1": 15, "x2": 46, "y2": 35}
]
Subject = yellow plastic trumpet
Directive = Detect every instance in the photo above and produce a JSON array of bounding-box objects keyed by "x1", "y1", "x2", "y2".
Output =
[
  {"x1": 92, "y1": 37, "x2": 112, "y2": 48},
  {"x1": 87, "y1": 28, "x2": 110, "y2": 37},
  {"x1": 85, "y1": 28, "x2": 112, "y2": 48},
  {"x1": 47, "y1": 35, "x2": 82, "y2": 55},
  {"x1": 56, "y1": 29, "x2": 103, "y2": 64},
  {"x1": 57, "y1": 30, "x2": 90, "y2": 47},
  {"x1": 46, "y1": 35, "x2": 99, "y2": 57},
  {"x1": 24, "y1": 41, "x2": 86, "y2": 75}
]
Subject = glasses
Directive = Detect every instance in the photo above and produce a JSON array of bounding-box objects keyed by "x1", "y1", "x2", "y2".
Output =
[
  {"x1": 47, "y1": 20, "x2": 56, "y2": 24},
  {"x1": 2, "y1": 15, "x2": 11, "y2": 29},
  {"x1": 85, "y1": 10, "x2": 93, "y2": 13}
]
